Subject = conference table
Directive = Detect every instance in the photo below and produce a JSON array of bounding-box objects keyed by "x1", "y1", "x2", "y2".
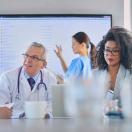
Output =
[{"x1": 0, "y1": 117, "x2": 132, "y2": 132}]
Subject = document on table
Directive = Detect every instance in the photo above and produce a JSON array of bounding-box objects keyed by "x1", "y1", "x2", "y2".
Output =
[{"x1": 0, "y1": 103, "x2": 14, "y2": 108}]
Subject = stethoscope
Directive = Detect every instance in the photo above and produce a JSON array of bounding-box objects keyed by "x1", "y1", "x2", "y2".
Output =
[{"x1": 15, "y1": 66, "x2": 48, "y2": 100}]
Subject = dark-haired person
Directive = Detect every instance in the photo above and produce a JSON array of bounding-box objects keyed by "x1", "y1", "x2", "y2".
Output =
[
  {"x1": 96, "y1": 26, "x2": 132, "y2": 108},
  {"x1": 55, "y1": 32, "x2": 97, "y2": 80}
]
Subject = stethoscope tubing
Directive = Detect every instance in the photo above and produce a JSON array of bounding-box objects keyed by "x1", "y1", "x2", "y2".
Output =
[{"x1": 17, "y1": 66, "x2": 47, "y2": 95}]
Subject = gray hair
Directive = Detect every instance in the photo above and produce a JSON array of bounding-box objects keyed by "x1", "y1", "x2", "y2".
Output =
[{"x1": 29, "y1": 42, "x2": 47, "y2": 60}]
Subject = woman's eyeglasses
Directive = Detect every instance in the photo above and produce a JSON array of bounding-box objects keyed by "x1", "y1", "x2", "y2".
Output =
[{"x1": 104, "y1": 48, "x2": 120, "y2": 56}]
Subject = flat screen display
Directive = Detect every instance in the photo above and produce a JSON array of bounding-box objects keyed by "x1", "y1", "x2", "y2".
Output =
[{"x1": 0, "y1": 14, "x2": 112, "y2": 75}]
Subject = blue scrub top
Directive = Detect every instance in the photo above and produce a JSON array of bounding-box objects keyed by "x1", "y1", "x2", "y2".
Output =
[{"x1": 65, "y1": 56, "x2": 92, "y2": 79}]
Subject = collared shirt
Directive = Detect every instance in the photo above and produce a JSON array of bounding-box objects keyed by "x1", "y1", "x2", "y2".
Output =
[{"x1": 24, "y1": 71, "x2": 40, "y2": 83}]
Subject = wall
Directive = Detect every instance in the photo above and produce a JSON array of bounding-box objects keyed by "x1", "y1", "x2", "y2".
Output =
[
  {"x1": 0, "y1": 0, "x2": 124, "y2": 26},
  {"x1": 131, "y1": 0, "x2": 132, "y2": 31},
  {"x1": 124, "y1": 0, "x2": 131, "y2": 31}
]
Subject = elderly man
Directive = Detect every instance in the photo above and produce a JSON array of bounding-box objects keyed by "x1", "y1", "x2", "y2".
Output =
[{"x1": 0, "y1": 42, "x2": 57, "y2": 118}]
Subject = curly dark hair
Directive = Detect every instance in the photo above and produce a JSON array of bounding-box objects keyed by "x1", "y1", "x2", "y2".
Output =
[{"x1": 97, "y1": 26, "x2": 132, "y2": 71}]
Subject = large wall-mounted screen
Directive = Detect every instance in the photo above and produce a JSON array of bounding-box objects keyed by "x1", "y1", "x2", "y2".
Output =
[{"x1": 0, "y1": 14, "x2": 112, "y2": 75}]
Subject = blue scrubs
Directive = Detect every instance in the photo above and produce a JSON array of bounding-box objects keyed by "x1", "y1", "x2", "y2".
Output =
[{"x1": 65, "y1": 56, "x2": 92, "y2": 79}]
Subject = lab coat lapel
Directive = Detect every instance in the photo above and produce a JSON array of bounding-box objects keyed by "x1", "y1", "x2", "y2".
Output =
[
  {"x1": 114, "y1": 65, "x2": 126, "y2": 98},
  {"x1": 19, "y1": 69, "x2": 32, "y2": 99},
  {"x1": 31, "y1": 73, "x2": 41, "y2": 93}
]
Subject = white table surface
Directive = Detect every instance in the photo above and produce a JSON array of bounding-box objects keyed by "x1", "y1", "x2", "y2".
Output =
[{"x1": 0, "y1": 118, "x2": 132, "y2": 132}]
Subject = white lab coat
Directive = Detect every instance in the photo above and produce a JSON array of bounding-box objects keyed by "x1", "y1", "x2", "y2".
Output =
[
  {"x1": 93, "y1": 65, "x2": 131, "y2": 106},
  {"x1": 0, "y1": 67, "x2": 57, "y2": 118}
]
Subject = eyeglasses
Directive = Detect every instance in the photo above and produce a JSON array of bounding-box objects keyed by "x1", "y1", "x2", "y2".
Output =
[
  {"x1": 104, "y1": 48, "x2": 120, "y2": 56},
  {"x1": 22, "y1": 53, "x2": 44, "y2": 61}
]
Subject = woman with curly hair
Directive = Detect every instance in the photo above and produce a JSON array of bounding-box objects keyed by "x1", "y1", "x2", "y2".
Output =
[{"x1": 96, "y1": 26, "x2": 132, "y2": 107}]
